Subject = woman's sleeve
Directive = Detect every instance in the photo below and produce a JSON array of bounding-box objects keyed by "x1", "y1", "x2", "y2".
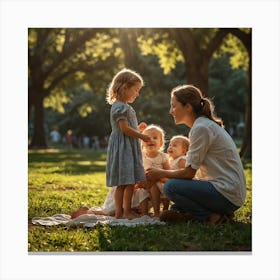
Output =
[
  {"x1": 112, "y1": 103, "x2": 129, "y2": 122},
  {"x1": 186, "y1": 125, "x2": 213, "y2": 169}
]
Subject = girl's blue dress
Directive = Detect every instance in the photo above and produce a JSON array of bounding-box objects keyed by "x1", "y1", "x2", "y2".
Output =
[{"x1": 106, "y1": 101, "x2": 145, "y2": 186}]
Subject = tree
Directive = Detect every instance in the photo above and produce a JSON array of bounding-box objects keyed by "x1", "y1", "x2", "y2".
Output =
[
  {"x1": 137, "y1": 28, "x2": 251, "y2": 158},
  {"x1": 28, "y1": 28, "x2": 118, "y2": 148},
  {"x1": 227, "y1": 29, "x2": 252, "y2": 158},
  {"x1": 169, "y1": 28, "x2": 233, "y2": 95}
]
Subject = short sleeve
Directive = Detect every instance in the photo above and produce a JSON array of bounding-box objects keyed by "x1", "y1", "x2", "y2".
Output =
[
  {"x1": 186, "y1": 124, "x2": 213, "y2": 169},
  {"x1": 112, "y1": 102, "x2": 129, "y2": 122}
]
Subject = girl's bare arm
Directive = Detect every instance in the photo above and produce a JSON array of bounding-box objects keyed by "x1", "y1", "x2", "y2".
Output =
[{"x1": 118, "y1": 119, "x2": 150, "y2": 142}]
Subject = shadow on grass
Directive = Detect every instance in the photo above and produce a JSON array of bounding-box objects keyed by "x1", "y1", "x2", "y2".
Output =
[
  {"x1": 28, "y1": 149, "x2": 107, "y2": 174},
  {"x1": 28, "y1": 220, "x2": 251, "y2": 252},
  {"x1": 95, "y1": 220, "x2": 252, "y2": 252}
]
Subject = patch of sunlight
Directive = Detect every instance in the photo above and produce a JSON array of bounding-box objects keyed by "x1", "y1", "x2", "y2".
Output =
[
  {"x1": 93, "y1": 161, "x2": 106, "y2": 166},
  {"x1": 77, "y1": 161, "x2": 91, "y2": 166},
  {"x1": 28, "y1": 148, "x2": 63, "y2": 154},
  {"x1": 77, "y1": 160, "x2": 106, "y2": 167}
]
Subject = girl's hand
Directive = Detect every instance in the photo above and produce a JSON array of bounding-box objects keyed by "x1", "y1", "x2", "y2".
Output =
[
  {"x1": 141, "y1": 134, "x2": 151, "y2": 142},
  {"x1": 146, "y1": 168, "x2": 164, "y2": 181}
]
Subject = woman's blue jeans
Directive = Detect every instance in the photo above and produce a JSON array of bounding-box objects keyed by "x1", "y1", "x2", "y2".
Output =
[{"x1": 163, "y1": 179, "x2": 239, "y2": 221}]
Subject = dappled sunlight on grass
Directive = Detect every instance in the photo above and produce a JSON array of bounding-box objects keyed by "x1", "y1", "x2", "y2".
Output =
[
  {"x1": 28, "y1": 149, "x2": 252, "y2": 252},
  {"x1": 77, "y1": 161, "x2": 91, "y2": 166},
  {"x1": 29, "y1": 150, "x2": 107, "y2": 175}
]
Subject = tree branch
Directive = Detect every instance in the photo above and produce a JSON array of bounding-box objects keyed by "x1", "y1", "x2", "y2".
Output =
[
  {"x1": 227, "y1": 28, "x2": 251, "y2": 53},
  {"x1": 167, "y1": 28, "x2": 199, "y2": 61},
  {"x1": 43, "y1": 29, "x2": 106, "y2": 80},
  {"x1": 204, "y1": 28, "x2": 230, "y2": 58},
  {"x1": 43, "y1": 60, "x2": 105, "y2": 97}
]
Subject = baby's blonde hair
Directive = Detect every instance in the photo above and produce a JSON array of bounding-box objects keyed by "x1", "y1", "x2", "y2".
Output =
[
  {"x1": 142, "y1": 124, "x2": 166, "y2": 151},
  {"x1": 106, "y1": 68, "x2": 144, "y2": 105},
  {"x1": 170, "y1": 135, "x2": 190, "y2": 152}
]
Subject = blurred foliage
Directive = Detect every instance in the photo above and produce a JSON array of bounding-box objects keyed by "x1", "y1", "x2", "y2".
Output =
[
  {"x1": 137, "y1": 31, "x2": 184, "y2": 74},
  {"x1": 215, "y1": 33, "x2": 249, "y2": 70},
  {"x1": 208, "y1": 53, "x2": 247, "y2": 128},
  {"x1": 28, "y1": 28, "x2": 249, "y2": 146}
]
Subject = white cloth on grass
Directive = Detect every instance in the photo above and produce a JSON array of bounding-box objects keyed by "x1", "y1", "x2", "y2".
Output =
[{"x1": 32, "y1": 214, "x2": 165, "y2": 228}]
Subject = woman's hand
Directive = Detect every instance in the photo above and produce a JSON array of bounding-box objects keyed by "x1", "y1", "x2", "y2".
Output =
[
  {"x1": 147, "y1": 166, "x2": 196, "y2": 181},
  {"x1": 146, "y1": 167, "x2": 165, "y2": 181}
]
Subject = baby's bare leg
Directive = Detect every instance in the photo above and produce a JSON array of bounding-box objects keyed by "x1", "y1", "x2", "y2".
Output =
[
  {"x1": 162, "y1": 197, "x2": 170, "y2": 211},
  {"x1": 139, "y1": 198, "x2": 149, "y2": 216},
  {"x1": 150, "y1": 184, "x2": 161, "y2": 217},
  {"x1": 70, "y1": 206, "x2": 89, "y2": 219}
]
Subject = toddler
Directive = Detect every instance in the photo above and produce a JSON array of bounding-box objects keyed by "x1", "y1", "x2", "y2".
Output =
[{"x1": 141, "y1": 124, "x2": 170, "y2": 217}]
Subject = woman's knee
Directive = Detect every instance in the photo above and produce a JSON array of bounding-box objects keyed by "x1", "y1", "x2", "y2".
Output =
[{"x1": 163, "y1": 179, "x2": 176, "y2": 196}]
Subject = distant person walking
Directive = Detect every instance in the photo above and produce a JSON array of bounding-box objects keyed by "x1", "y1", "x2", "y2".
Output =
[{"x1": 65, "y1": 130, "x2": 73, "y2": 151}]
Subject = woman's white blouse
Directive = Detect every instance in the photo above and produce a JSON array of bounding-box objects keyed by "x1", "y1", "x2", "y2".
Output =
[{"x1": 186, "y1": 117, "x2": 246, "y2": 206}]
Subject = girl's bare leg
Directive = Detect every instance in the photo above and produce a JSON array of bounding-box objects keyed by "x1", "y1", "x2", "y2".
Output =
[
  {"x1": 123, "y1": 184, "x2": 138, "y2": 219},
  {"x1": 150, "y1": 184, "x2": 161, "y2": 217},
  {"x1": 115, "y1": 185, "x2": 125, "y2": 218}
]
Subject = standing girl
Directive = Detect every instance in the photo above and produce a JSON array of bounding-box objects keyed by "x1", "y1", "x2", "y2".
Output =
[{"x1": 106, "y1": 68, "x2": 150, "y2": 219}]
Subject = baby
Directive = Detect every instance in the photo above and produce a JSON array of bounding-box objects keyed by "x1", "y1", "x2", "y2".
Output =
[
  {"x1": 167, "y1": 135, "x2": 190, "y2": 169},
  {"x1": 141, "y1": 124, "x2": 170, "y2": 217}
]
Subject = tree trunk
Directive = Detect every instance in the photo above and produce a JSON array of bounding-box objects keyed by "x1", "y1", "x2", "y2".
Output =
[
  {"x1": 119, "y1": 29, "x2": 139, "y2": 69},
  {"x1": 239, "y1": 58, "x2": 252, "y2": 158},
  {"x1": 185, "y1": 58, "x2": 209, "y2": 96},
  {"x1": 227, "y1": 29, "x2": 252, "y2": 159},
  {"x1": 29, "y1": 93, "x2": 48, "y2": 149}
]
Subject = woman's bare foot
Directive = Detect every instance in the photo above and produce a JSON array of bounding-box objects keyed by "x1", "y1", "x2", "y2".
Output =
[
  {"x1": 205, "y1": 213, "x2": 224, "y2": 225},
  {"x1": 71, "y1": 206, "x2": 89, "y2": 219}
]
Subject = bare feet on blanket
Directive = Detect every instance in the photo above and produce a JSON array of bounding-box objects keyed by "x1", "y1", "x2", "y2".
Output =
[
  {"x1": 120, "y1": 211, "x2": 140, "y2": 220},
  {"x1": 71, "y1": 206, "x2": 89, "y2": 219}
]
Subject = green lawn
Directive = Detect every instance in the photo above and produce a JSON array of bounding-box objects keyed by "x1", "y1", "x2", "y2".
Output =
[{"x1": 28, "y1": 149, "x2": 252, "y2": 252}]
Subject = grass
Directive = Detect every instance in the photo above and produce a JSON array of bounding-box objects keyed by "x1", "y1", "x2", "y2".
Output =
[{"x1": 28, "y1": 149, "x2": 252, "y2": 252}]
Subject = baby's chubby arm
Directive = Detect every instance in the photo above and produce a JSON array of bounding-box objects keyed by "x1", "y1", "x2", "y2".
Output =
[
  {"x1": 177, "y1": 158, "x2": 186, "y2": 169},
  {"x1": 159, "y1": 159, "x2": 171, "y2": 183}
]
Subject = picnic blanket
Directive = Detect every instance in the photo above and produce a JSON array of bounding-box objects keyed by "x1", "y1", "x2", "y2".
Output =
[{"x1": 32, "y1": 213, "x2": 165, "y2": 228}]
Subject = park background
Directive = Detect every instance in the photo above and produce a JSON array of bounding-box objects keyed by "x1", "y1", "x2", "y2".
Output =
[
  {"x1": 1, "y1": 0, "x2": 280, "y2": 279},
  {"x1": 28, "y1": 27, "x2": 252, "y2": 252},
  {"x1": 28, "y1": 28, "x2": 251, "y2": 158}
]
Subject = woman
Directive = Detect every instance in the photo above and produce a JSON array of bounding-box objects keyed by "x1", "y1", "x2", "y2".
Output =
[{"x1": 146, "y1": 85, "x2": 246, "y2": 224}]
